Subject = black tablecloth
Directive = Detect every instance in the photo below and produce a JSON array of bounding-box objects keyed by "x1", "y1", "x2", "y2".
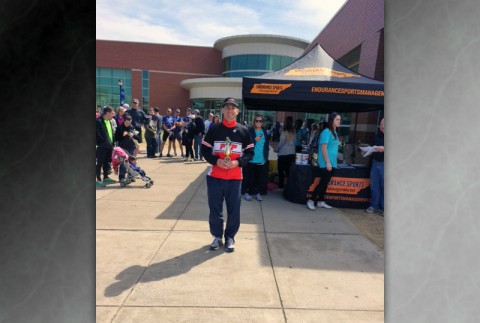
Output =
[{"x1": 283, "y1": 164, "x2": 371, "y2": 208}]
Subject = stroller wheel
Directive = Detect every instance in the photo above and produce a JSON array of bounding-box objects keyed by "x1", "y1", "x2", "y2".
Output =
[{"x1": 145, "y1": 182, "x2": 152, "y2": 188}]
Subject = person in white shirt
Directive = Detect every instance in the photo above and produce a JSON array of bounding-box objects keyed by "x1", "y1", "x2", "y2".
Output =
[{"x1": 204, "y1": 113, "x2": 214, "y2": 133}]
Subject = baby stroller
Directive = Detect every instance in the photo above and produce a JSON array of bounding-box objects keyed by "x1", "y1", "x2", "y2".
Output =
[{"x1": 111, "y1": 147, "x2": 154, "y2": 188}]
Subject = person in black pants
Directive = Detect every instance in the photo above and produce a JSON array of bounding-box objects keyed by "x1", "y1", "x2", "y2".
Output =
[
  {"x1": 144, "y1": 107, "x2": 159, "y2": 157},
  {"x1": 182, "y1": 114, "x2": 196, "y2": 161},
  {"x1": 96, "y1": 106, "x2": 116, "y2": 187},
  {"x1": 306, "y1": 112, "x2": 341, "y2": 210},
  {"x1": 193, "y1": 109, "x2": 205, "y2": 160},
  {"x1": 274, "y1": 116, "x2": 296, "y2": 189},
  {"x1": 242, "y1": 115, "x2": 269, "y2": 201}
]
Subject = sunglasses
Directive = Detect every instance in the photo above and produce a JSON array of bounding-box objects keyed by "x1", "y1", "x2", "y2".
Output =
[{"x1": 254, "y1": 120, "x2": 263, "y2": 123}]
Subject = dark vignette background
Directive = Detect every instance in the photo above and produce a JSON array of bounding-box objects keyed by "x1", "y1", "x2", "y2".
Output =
[
  {"x1": 0, "y1": 0, "x2": 479, "y2": 322},
  {"x1": 0, "y1": 0, "x2": 95, "y2": 322},
  {"x1": 386, "y1": 0, "x2": 480, "y2": 322}
]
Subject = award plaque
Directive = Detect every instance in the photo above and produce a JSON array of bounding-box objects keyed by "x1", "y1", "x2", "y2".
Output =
[{"x1": 224, "y1": 137, "x2": 232, "y2": 163}]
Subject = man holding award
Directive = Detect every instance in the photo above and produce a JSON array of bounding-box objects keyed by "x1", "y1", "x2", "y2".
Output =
[{"x1": 201, "y1": 97, "x2": 254, "y2": 253}]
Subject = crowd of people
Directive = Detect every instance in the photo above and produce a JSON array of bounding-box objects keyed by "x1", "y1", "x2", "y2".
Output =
[{"x1": 97, "y1": 98, "x2": 384, "y2": 250}]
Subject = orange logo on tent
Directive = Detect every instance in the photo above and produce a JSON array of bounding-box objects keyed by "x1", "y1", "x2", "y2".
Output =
[
  {"x1": 285, "y1": 67, "x2": 360, "y2": 78},
  {"x1": 251, "y1": 83, "x2": 292, "y2": 95}
]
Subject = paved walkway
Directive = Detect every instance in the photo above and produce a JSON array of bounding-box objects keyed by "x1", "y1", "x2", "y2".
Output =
[{"x1": 96, "y1": 150, "x2": 384, "y2": 323}]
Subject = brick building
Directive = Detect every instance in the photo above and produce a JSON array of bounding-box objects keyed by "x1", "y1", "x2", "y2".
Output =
[{"x1": 96, "y1": 0, "x2": 384, "y2": 143}]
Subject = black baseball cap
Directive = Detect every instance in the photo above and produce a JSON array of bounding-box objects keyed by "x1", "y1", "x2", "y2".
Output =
[{"x1": 221, "y1": 97, "x2": 238, "y2": 107}]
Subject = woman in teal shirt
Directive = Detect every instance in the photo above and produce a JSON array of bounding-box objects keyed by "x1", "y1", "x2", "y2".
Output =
[{"x1": 306, "y1": 112, "x2": 341, "y2": 210}]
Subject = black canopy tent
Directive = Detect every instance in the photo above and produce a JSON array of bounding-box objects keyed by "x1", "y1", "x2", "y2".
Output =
[{"x1": 242, "y1": 44, "x2": 384, "y2": 113}]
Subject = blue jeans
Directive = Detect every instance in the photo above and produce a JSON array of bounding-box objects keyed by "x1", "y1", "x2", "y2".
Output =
[
  {"x1": 206, "y1": 176, "x2": 242, "y2": 241},
  {"x1": 194, "y1": 134, "x2": 203, "y2": 159},
  {"x1": 369, "y1": 160, "x2": 384, "y2": 210}
]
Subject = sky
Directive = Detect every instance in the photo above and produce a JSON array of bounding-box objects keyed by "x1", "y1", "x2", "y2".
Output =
[{"x1": 96, "y1": 0, "x2": 347, "y2": 47}]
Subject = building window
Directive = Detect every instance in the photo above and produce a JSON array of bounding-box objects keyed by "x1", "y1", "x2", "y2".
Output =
[
  {"x1": 96, "y1": 68, "x2": 132, "y2": 108},
  {"x1": 223, "y1": 54, "x2": 296, "y2": 77},
  {"x1": 142, "y1": 70, "x2": 149, "y2": 112},
  {"x1": 338, "y1": 45, "x2": 361, "y2": 72}
]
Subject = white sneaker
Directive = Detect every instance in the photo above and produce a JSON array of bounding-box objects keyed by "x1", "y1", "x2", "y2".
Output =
[
  {"x1": 225, "y1": 237, "x2": 235, "y2": 253},
  {"x1": 316, "y1": 201, "x2": 332, "y2": 209},
  {"x1": 243, "y1": 193, "x2": 252, "y2": 201},
  {"x1": 255, "y1": 193, "x2": 263, "y2": 201},
  {"x1": 365, "y1": 206, "x2": 375, "y2": 213},
  {"x1": 306, "y1": 199, "x2": 315, "y2": 210}
]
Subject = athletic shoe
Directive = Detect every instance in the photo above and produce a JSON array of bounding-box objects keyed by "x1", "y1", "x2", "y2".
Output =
[
  {"x1": 306, "y1": 199, "x2": 315, "y2": 210},
  {"x1": 166, "y1": 154, "x2": 172, "y2": 158},
  {"x1": 255, "y1": 193, "x2": 263, "y2": 201},
  {"x1": 209, "y1": 237, "x2": 223, "y2": 250},
  {"x1": 96, "y1": 181, "x2": 106, "y2": 187},
  {"x1": 158, "y1": 153, "x2": 163, "y2": 158},
  {"x1": 243, "y1": 193, "x2": 252, "y2": 201},
  {"x1": 316, "y1": 201, "x2": 332, "y2": 209},
  {"x1": 365, "y1": 206, "x2": 375, "y2": 213},
  {"x1": 103, "y1": 178, "x2": 116, "y2": 184},
  {"x1": 225, "y1": 238, "x2": 235, "y2": 253}
]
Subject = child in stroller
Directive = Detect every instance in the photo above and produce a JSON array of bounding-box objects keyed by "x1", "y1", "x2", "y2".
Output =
[{"x1": 111, "y1": 147, "x2": 154, "y2": 188}]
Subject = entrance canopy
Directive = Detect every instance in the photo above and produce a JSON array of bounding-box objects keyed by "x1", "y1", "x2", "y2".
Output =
[{"x1": 242, "y1": 44, "x2": 384, "y2": 113}]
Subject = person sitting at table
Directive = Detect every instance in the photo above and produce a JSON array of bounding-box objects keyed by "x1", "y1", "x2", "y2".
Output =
[{"x1": 306, "y1": 112, "x2": 341, "y2": 210}]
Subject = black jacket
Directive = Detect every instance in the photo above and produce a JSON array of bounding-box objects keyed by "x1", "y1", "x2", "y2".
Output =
[
  {"x1": 372, "y1": 131, "x2": 384, "y2": 162},
  {"x1": 194, "y1": 116, "x2": 205, "y2": 136},
  {"x1": 115, "y1": 123, "x2": 140, "y2": 154},
  {"x1": 96, "y1": 116, "x2": 114, "y2": 148},
  {"x1": 201, "y1": 120, "x2": 254, "y2": 180}
]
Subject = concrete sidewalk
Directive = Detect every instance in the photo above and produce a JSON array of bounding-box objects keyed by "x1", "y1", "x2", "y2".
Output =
[{"x1": 96, "y1": 152, "x2": 384, "y2": 322}]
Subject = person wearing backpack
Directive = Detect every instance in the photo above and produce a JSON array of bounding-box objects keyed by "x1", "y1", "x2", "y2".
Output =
[
  {"x1": 306, "y1": 121, "x2": 328, "y2": 200},
  {"x1": 306, "y1": 114, "x2": 340, "y2": 210},
  {"x1": 307, "y1": 122, "x2": 327, "y2": 166}
]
